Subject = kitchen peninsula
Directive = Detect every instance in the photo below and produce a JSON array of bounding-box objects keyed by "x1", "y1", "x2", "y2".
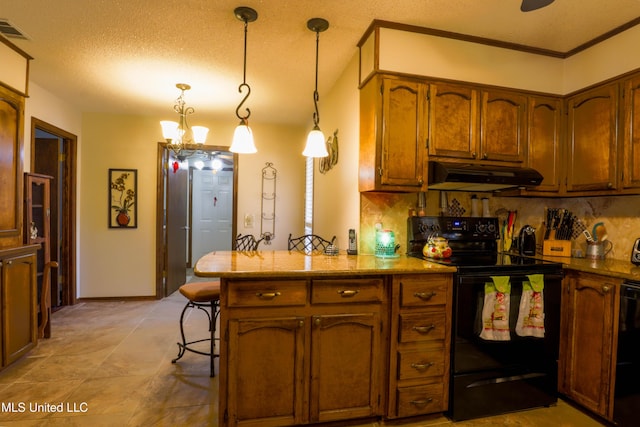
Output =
[{"x1": 195, "y1": 250, "x2": 455, "y2": 427}]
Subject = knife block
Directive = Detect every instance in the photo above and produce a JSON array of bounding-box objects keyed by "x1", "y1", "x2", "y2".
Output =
[{"x1": 543, "y1": 239, "x2": 572, "y2": 257}]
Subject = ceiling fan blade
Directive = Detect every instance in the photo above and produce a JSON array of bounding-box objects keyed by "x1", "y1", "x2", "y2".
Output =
[{"x1": 521, "y1": 0, "x2": 555, "y2": 12}]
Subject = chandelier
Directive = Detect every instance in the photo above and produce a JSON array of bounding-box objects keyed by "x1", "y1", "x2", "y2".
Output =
[{"x1": 160, "y1": 83, "x2": 209, "y2": 160}]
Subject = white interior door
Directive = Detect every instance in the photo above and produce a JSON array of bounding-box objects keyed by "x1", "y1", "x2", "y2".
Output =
[{"x1": 191, "y1": 169, "x2": 233, "y2": 264}]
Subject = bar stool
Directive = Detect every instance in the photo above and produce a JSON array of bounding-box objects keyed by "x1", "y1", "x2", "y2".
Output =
[{"x1": 171, "y1": 281, "x2": 220, "y2": 377}]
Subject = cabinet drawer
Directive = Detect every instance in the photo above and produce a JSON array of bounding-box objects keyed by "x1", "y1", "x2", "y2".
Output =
[
  {"x1": 399, "y1": 312, "x2": 446, "y2": 343},
  {"x1": 398, "y1": 348, "x2": 445, "y2": 380},
  {"x1": 227, "y1": 280, "x2": 307, "y2": 307},
  {"x1": 396, "y1": 383, "x2": 445, "y2": 417},
  {"x1": 399, "y1": 276, "x2": 449, "y2": 307},
  {"x1": 311, "y1": 278, "x2": 383, "y2": 304}
]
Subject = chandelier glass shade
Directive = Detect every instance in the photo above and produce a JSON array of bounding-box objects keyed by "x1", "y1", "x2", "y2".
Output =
[
  {"x1": 160, "y1": 83, "x2": 208, "y2": 159},
  {"x1": 230, "y1": 7, "x2": 258, "y2": 154},
  {"x1": 303, "y1": 18, "x2": 329, "y2": 158}
]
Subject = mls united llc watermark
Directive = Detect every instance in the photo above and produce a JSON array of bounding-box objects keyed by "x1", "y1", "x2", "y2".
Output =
[{"x1": 1, "y1": 401, "x2": 89, "y2": 413}]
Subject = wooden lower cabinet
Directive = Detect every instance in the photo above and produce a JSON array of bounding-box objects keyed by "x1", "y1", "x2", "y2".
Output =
[
  {"x1": 559, "y1": 271, "x2": 621, "y2": 421},
  {"x1": 0, "y1": 245, "x2": 38, "y2": 368},
  {"x1": 221, "y1": 277, "x2": 386, "y2": 427},
  {"x1": 388, "y1": 274, "x2": 452, "y2": 418}
]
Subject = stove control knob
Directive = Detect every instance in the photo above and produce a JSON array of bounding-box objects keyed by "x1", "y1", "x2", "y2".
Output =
[
  {"x1": 418, "y1": 223, "x2": 429, "y2": 233},
  {"x1": 487, "y1": 223, "x2": 496, "y2": 233},
  {"x1": 477, "y1": 224, "x2": 486, "y2": 233}
]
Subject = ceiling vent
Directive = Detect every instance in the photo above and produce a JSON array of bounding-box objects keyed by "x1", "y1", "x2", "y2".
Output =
[{"x1": 0, "y1": 19, "x2": 29, "y2": 40}]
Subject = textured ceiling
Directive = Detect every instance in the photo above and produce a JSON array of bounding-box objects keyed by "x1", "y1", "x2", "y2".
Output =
[{"x1": 2, "y1": 0, "x2": 640, "y2": 126}]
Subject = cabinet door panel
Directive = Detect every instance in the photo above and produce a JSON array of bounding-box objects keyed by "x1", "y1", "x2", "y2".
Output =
[
  {"x1": 2, "y1": 252, "x2": 37, "y2": 365},
  {"x1": 567, "y1": 84, "x2": 618, "y2": 192},
  {"x1": 623, "y1": 76, "x2": 640, "y2": 189},
  {"x1": 310, "y1": 312, "x2": 381, "y2": 422},
  {"x1": 228, "y1": 317, "x2": 306, "y2": 426},
  {"x1": 0, "y1": 89, "x2": 23, "y2": 243},
  {"x1": 527, "y1": 96, "x2": 563, "y2": 192},
  {"x1": 561, "y1": 273, "x2": 618, "y2": 419},
  {"x1": 428, "y1": 83, "x2": 478, "y2": 159},
  {"x1": 380, "y1": 79, "x2": 427, "y2": 188},
  {"x1": 480, "y1": 90, "x2": 527, "y2": 163}
]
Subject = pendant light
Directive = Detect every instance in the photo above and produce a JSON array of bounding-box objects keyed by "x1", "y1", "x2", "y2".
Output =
[
  {"x1": 229, "y1": 6, "x2": 258, "y2": 154},
  {"x1": 302, "y1": 18, "x2": 329, "y2": 158}
]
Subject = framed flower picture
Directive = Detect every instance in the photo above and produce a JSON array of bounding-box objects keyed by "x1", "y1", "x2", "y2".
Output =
[{"x1": 109, "y1": 168, "x2": 137, "y2": 228}]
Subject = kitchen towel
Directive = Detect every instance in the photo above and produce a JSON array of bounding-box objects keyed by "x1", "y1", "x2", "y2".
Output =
[
  {"x1": 480, "y1": 276, "x2": 511, "y2": 341},
  {"x1": 515, "y1": 274, "x2": 545, "y2": 338}
]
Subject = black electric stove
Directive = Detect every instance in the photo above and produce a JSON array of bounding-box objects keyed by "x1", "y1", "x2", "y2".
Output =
[
  {"x1": 407, "y1": 216, "x2": 563, "y2": 421},
  {"x1": 407, "y1": 216, "x2": 561, "y2": 274}
]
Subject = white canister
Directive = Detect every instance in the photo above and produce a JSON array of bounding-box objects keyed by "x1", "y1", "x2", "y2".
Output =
[{"x1": 482, "y1": 198, "x2": 491, "y2": 217}]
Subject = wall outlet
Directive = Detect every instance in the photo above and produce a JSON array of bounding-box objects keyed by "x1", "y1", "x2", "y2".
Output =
[{"x1": 244, "y1": 214, "x2": 254, "y2": 228}]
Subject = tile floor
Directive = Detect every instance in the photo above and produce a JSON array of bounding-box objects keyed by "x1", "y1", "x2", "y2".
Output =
[{"x1": 0, "y1": 289, "x2": 607, "y2": 426}]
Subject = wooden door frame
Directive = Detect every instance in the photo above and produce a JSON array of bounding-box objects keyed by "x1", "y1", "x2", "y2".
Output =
[
  {"x1": 30, "y1": 117, "x2": 77, "y2": 306},
  {"x1": 155, "y1": 143, "x2": 238, "y2": 298}
]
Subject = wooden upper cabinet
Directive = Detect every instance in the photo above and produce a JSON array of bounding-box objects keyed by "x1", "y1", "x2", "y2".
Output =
[
  {"x1": 480, "y1": 89, "x2": 527, "y2": 164},
  {"x1": 0, "y1": 86, "x2": 25, "y2": 248},
  {"x1": 566, "y1": 83, "x2": 619, "y2": 193},
  {"x1": 428, "y1": 83, "x2": 478, "y2": 160},
  {"x1": 622, "y1": 75, "x2": 640, "y2": 190},
  {"x1": 524, "y1": 95, "x2": 564, "y2": 193},
  {"x1": 359, "y1": 75, "x2": 428, "y2": 192}
]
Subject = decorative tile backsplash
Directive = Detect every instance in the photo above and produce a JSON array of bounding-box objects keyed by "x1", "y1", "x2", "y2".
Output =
[{"x1": 360, "y1": 191, "x2": 640, "y2": 262}]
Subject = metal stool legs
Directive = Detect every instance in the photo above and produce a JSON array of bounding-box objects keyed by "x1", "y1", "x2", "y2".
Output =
[{"x1": 171, "y1": 298, "x2": 220, "y2": 377}]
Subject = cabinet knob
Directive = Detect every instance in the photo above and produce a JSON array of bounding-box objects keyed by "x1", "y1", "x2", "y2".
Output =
[
  {"x1": 482, "y1": 153, "x2": 488, "y2": 159},
  {"x1": 413, "y1": 324, "x2": 436, "y2": 334},
  {"x1": 472, "y1": 152, "x2": 477, "y2": 158},
  {"x1": 410, "y1": 398, "x2": 433, "y2": 407},
  {"x1": 299, "y1": 320, "x2": 304, "y2": 328},
  {"x1": 414, "y1": 291, "x2": 436, "y2": 301},
  {"x1": 607, "y1": 182, "x2": 613, "y2": 188},
  {"x1": 255, "y1": 291, "x2": 281, "y2": 299},
  {"x1": 602, "y1": 285, "x2": 611, "y2": 293},
  {"x1": 337, "y1": 289, "x2": 359, "y2": 297},
  {"x1": 314, "y1": 317, "x2": 321, "y2": 326},
  {"x1": 417, "y1": 178, "x2": 423, "y2": 185},
  {"x1": 411, "y1": 361, "x2": 435, "y2": 371}
]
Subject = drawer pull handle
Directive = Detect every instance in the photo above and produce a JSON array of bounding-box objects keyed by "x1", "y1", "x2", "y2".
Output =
[
  {"x1": 338, "y1": 289, "x2": 359, "y2": 297},
  {"x1": 411, "y1": 362, "x2": 435, "y2": 371},
  {"x1": 410, "y1": 398, "x2": 433, "y2": 407},
  {"x1": 413, "y1": 324, "x2": 436, "y2": 334},
  {"x1": 256, "y1": 291, "x2": 281, "y2": 299},
  {"x1": 414, "y1": 291, "x2": 436, "y2": 300}
]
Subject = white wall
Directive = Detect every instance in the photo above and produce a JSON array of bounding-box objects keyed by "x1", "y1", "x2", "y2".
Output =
[
  {"x1": 313, "y1": 53, "x2": 361, "y2": 248},
  {"x1": 79, "y1": 114, "x2": 306, "y2": 297}
]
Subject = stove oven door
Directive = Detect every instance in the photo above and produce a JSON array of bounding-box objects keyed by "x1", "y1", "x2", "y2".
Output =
[{"x1": 449, "y1": 270, "x2": 562, "y2": 421}]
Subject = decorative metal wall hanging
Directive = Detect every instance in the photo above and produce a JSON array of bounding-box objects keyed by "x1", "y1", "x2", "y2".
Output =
[
  {"x1": 319, "y1": 129, "x2": 339, "y2": 174},
  {"x1": 260, "y1": 162, "x2": 276, "y2": 243}
]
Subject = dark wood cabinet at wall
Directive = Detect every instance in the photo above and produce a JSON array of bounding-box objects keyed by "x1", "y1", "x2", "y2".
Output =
[
  {"x1": 566, "y1": 83, "x2": 619, "y2": 194},
  {"x1": 479, "y1": 89, "x2": 527, "y2": 164},
  {"x1": 559, "y1": 271, "x2": 620, "y2": 421},
  {"x1": 622, "y1": 74, "x2": 640, "y2": 190},
  {"x1": 360, "y1": 75, "x2": 428, "y2": 192},
  {"x1": 0, "y1": 85, "x2": 25, "y2": 248},
  {"x1": 0, "y1": 245, "x2": 38, "y2": 368},
  {"x1": 359, "y1": 70, "x2": 640, "y2": 197}
]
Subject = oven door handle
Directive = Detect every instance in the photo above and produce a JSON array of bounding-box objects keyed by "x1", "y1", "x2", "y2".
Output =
[{"x1": 466, "y1": 372, "x2": 547, "y2": 388}]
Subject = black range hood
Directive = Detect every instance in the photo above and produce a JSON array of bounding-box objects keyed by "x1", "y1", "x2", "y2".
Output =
[{"x1": 428, "y1": 161, "x2": 543, "y2": 192}]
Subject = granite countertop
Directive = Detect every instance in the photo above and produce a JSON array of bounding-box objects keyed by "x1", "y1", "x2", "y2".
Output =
[
  {"x1": 536, "y1": 254, "x2": 640, "y2": 282},
  {"x1": 194, "y1": 250, "x2": 456, "y2": 278}
]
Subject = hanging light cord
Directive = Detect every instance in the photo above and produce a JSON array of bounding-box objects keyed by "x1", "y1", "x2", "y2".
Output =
[
  {"x1": 235, "y1": 18, "x2": 251, "y2": 122},
  {"x1": 312, "y1": 29, "x2": 320, "y2": 128}
]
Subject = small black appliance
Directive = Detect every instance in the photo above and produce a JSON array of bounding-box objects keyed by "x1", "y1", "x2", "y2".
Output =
[
  {"x1": 518, "y1": 225, "x2": 536, "y2": 256},
  {"x1": 631, "y1": 238, "x2": 640, "y2": 265}
]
